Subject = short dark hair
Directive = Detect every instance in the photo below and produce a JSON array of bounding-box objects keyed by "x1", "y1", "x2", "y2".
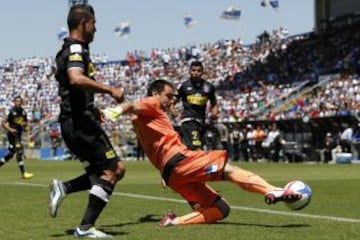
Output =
[
  {"x1": 67, "y1": 4, "x2": 95, "y2": 31},
  {"x1": 13, "y1": 95, "x2": 22, "y2": 101},
  {"x1": 147, "y1": 79, "x2": 174, "y2": 96},
  {"x1": 190, "y1": 61, "x2": 203, "y2": 71}
]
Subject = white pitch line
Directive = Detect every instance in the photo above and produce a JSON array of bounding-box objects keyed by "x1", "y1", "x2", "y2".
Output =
[{"x1": 3, "y1": 182, "x2": 360, "y2": 224}]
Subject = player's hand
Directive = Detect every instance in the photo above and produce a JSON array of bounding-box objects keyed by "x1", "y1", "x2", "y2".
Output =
[
  {"x1": 9, "y1": 128, "x2": 17, "y2": 134},
  {"x1": 111, "y1": 88, "x2": 124, "y2": 103}
]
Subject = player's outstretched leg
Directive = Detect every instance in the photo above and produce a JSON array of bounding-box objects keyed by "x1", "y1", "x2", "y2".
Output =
[{"x1": 224, "y1": 164, "x2": 302, "y2": 205}]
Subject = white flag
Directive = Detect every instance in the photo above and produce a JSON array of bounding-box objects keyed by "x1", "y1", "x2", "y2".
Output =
[{"x1": 114, "y1": 22, "x2": 131, "y2": 38}]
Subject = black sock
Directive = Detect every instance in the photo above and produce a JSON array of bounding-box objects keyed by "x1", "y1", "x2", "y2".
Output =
[
  {"x1": 79, "y1": 179, "x2": 114, "y2": 228},
  {"x1": 63, "y1": 173, "x2": 91, "y2": 194},
  {"x1": 18, "y1": 165, "x2": 25, "y2": 174},
  {"x1": 16, "y1": 155, "x2": 25, "y2": 174}
]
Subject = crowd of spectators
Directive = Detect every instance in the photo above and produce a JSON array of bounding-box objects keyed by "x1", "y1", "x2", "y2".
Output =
[{"x1": 0, "y1": 20, "x2": 359, "y2": 145}]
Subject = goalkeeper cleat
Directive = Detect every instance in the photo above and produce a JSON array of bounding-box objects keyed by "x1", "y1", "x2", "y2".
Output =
[
  {"x1": 74, "y1": 227, "x2": 113, "y2": 238},
  {"x1": 22, "y1": 172, "x2": 34, "y2": 179},
  {"x1": 49, "y1": 179, "x2": 66, "y2": 218},
  {"x1": 158, "y1": 211, "x2": 177, "y2": 227},
  {"x1": 102, "y1": 107, "x2": 122, "y2": 123},
  {"x1": 265, "y1": 189, "x2": 302, "y2": 205}
]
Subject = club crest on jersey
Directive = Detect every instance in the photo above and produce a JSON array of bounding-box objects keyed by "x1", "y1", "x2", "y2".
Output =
[{"x1": 203, "y1": 85, "x2": 210, "y2": 93}]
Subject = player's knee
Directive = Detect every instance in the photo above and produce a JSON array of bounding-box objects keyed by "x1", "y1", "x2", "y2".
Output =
[
  {"x1": 115, "y1": 160, "x2": 126, "y2": 181},
  {"x1": 220, "y1": 203, "x2": 231, "y2": 219},
  {"x1": 214, "y1": 198, "x2": 231, "y2": 219},
  {"x1": 103, "y1": 160, "x2": 126, "y2": 184}
]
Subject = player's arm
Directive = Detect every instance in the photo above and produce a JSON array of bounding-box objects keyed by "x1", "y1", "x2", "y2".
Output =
[
  {"x1": 209, "y1": 84, "x2": 219, "y2": 119},
  {"x1": 210, "y1": 104, "x2": 219, "y2": 118},
  {"x1": 1, "y1": 119, "x2": 16, "y2": 134},
  {"x1": 21, "y1": 111, "x2": 28, "y2": 128},
  {"x1": 68, "y1": 69, "x2": 124, "y2": 103},
  {"x1": 102, "y1": 101, "x2": 142, "y2": 122},
  {"x1": 118, "y1": 101, "x2": 142, "y2": 115}
]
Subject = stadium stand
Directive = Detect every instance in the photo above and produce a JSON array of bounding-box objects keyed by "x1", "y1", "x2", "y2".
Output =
[{"x1": 0, "y1": 19, "x2": 359, "y2": 162}]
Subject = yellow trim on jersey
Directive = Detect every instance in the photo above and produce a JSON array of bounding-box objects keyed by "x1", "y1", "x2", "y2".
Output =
[{"x1": 88, "y1": 62, "x2": 95, "y2": 77}]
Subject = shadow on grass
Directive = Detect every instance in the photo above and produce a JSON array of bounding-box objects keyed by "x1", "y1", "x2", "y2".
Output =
[
  {"x1": 50, "y1": 215, "x2": 309, "y2": 237},
  {"x1": 218, "y1": 221, "x2": 310, "y2": 228},
  {"x1": 102, "y1": 214, "x2": 161, "y2": 227},
  {"x1": 50, "y1": 228, "x2": 129, "y2": 238},
  {"x1": 102, "y1": 214, "x2": 310, "y2": 229},
  {"x1": 49, "y1": 214, "x2": 159, "y2": 237}
]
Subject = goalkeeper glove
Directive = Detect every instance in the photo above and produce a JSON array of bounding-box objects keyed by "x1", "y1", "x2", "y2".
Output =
[{"x1": 102, "y1": 106, "x2": 123, "y2": 123}]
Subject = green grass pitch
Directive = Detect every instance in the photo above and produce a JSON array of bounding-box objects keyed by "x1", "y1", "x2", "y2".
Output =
[{"x1": 0, "y1": 159, "x2": 359, "y2": 239}]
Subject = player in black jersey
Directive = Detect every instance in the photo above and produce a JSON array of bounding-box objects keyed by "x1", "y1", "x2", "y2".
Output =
[
  {"x1": 48, "y1": 4, "x2": 125, "y2": 238},
  {"x1": 0, "y1": 96, "x2": 33, "y2": 179},
  {"x1": 176, "y1": 61, "x2": 219, "y2": 150}
]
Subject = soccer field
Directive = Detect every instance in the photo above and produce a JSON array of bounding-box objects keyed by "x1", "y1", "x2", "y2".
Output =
[{"x1": 0, "y1": 159, "x2": 359, "y2": 240}]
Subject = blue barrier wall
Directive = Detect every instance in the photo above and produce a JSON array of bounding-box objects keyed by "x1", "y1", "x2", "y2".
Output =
[
  {"x1": 40, "y1": 147, "x2": 66, "y2": 160},
  {"x1": 0, "y1": 148, "x2": 7, "y2": 158}
]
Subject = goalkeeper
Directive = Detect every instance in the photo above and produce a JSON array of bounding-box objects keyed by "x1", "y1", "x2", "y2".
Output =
[{"x1": 103, "y1": 79, "x2": 301, "y2": 227}]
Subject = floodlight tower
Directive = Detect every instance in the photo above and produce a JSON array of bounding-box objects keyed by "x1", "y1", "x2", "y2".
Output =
[{"x1": 68, "y1": 0, "x2": 88, "y2": 7}]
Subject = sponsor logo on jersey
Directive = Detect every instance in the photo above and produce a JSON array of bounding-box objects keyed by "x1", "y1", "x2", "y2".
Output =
[
  {"x1": 105, "y1": 150, "x2": 116, "y2": 159},
  {"x1": 13, "y1": 117, "x2": 25, "y2": 125},
  {"x1": 187, "y1": 94, "x2": 208, "y2": 105}
]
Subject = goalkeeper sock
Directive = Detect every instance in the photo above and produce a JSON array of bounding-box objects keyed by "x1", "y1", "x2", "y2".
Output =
[{"x1": 176, "y1": 207, "x2": 224, "y2": 225}]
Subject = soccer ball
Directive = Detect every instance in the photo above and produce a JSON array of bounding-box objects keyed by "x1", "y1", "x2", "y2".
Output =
[{"x1": 284, "y1": 180, "x2": 312, "y2": 210}]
